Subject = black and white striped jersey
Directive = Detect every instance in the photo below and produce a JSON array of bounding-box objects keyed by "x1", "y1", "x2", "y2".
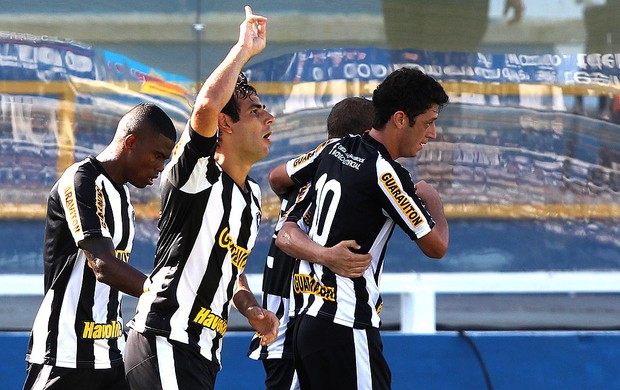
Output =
[
  {"x1": 247, "y1": 183, "x2": 312, "y2": 361},
  {"x1": 285, "y1": 133, "x2": 435, "y2": 329},
  {"x1": 27, "y1": 156, "x2": 134, "y2": 369},
  {"x1": 130, "y1": 123, "x2": 262, "y2": 368}
]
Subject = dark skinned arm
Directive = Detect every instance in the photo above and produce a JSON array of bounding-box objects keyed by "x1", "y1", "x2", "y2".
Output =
[{"x1": 80, "y1": 236, "x2": 147, "y2": 297}]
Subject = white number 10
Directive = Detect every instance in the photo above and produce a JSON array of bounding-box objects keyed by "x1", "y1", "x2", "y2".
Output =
[{"x1": 309, "y1": 173, "x2": 341, "y2": 246}]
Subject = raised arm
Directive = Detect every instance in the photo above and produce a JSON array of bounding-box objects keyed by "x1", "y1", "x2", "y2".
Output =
[
  {"x1": 190, "y1": 6, "x2": 268, "y2": 137},
  {"x1": 414, "y1": 180, "x2": 449, "y2": 258},
  {"x1": 276, "y1": 221, "x2": 372, "y2": 278}
]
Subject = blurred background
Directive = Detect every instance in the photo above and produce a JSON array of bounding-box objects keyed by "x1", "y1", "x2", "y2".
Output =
[
  {"x1": 2, "y1": 1, "x2": 620, "y2": 389},
  {"x1": 1, "y1": 0, "x2": 619, "y2": 330}
]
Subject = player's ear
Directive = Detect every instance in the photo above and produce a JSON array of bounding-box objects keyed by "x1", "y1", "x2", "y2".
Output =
[
  {"x1": 123, "y1": 134, "x2": 137, "y2": 149},
  {"x1": 217, "y1": 113, "x2": 233, "y2": 134},
  {"x1": 393, "y1": 111, "x2": 407, "y2": 128}
]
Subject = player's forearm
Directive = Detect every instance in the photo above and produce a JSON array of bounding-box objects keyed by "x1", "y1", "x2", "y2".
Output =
[
  {"x1": 86, "y1": 252, "x2": 147, "y2": 297},
  {"x1": 80, "y1": 237, "x2": 147, "y2": 297},
  {"x1": 233, "y1": 273, "x2": 261, "y2": 317},
  {"x1": 269, "y1": 163, "x2": 295, "y2": 197},
  {"x1": 422, "y1": 190, "x2": 449, "y2": 252},
  {"x1": 276, "y1": 221, "x2": 325, "y2": 264},
  {"x1": 191, "y1": 45, "x2": 253, "y2": 137}
]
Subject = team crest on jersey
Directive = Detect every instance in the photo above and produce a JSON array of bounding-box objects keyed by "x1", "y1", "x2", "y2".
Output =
[
  {"x1": 218, "y1": 227, "x2": 250, "y2": 270},
  {"x1": 380, "y1": 172, "x2": 424, "y2": 227},
  {"x1": 293, "y1": 273, "x2": 336, "y2": 301},
  {"x1": 193, "y1": 307, "x2": 228, "y2": 337}
]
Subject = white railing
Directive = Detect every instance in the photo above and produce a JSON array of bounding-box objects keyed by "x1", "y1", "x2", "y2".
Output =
[{"x1": 5, "y1": 272, "x2": 620, "y2": 334}]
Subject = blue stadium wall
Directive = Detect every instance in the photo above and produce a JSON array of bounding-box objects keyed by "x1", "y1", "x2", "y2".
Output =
[{"x1": 2, "y1": 331, "x2": 620, "y2": 389}]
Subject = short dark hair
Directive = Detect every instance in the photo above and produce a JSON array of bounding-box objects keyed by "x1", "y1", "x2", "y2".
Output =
[
  {"x1": 221, "y1": 72, "x2": 258, "y2": 122},
  {"x1": 372, "y1": 67, "x2": 449, "y2": 129},
  {"x1": 124, "y1": 102, "x2": 177, "y2": 142},
  {"x1": 327, "y1": 97, "x2": 374, "y2": 138}
]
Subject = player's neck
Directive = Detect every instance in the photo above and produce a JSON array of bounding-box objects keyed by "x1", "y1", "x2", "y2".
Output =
[
  {"x1": 368, "y1": 128, "x2": 398, "y2": 159},
  {"x1": 96, "y1": 147, "x2": 125, "y2": 186},
  {"x1": 215, "y1": 151, "x2": 250, "y2": 191}
]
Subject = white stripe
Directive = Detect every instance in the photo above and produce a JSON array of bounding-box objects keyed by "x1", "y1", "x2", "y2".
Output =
[
  {"x1": 31, "y1": 364, "x2": 53, "y2": 390},
  {"x1": 334, "y1": 276, "x2": 356, "y2": 324},
  {"x1": 92, "y1": 276, "x2": 112, "y2": 367},
  {"x1": 58, "y1": 162, "x2": 86, "y2": 243},
  {"x1": 28, "y1": 292, "x2": 55, "y2": 364},
  {"x1": 290, "y1": 369, "x2": 301, "y2": 390},
  {"x1": 375, "y1": 156, "x2": 432, "y2": 238},
  {"x1": 156, "y1": 335, "x2": 180, "y2": 390},
  {"x1": 56, "y1": 254, "x2": 86, "y2": 367},
  {"x1": 98, "y1": 175, "x2": 121, "y2": 243},
  {"x1": 169, "y1": 180, "x2": 224, "y2": 344},
  {"x1": 179, "y1": 156, "x2": 213, "y2": 194},
  {"x1": 124, "y1": 185, "x2": 135, "y2": 252},
  {"x1": 353, "y1": 328, "x2": 372, "y2": 390}
]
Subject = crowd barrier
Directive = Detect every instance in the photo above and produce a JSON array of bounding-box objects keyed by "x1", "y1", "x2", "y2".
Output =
[{"x1": 4, "y1": 271, "x2": 620, "y2": 334}]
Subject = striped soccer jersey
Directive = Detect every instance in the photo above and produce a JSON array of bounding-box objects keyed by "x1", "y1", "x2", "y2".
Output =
[
  {"x1": 286, "y1": 133, "x2": 435, "y2": 329},
  {"x1": 130, "y1": 123, "x2": 262, "y2": 368},
  {"x1": 247, "y1": 183, "x2": 312, "y2": 361},
  {"x1": 27, "y1": 156, "x2": 134, "y2": 369}
]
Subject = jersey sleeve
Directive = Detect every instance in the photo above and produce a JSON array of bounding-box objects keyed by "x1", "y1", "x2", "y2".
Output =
[
  {"x1": 283, "y1": 186, "x2": 314, "y2": 234},
  {"x1": 161, "y1": 120, "x2": 219, "y2": 193},
  {"x1": 375, "y1": 156, "x2": 435, "y2": 240},
  {"x1": 285, "y1": 138, "x2": 338, "y2": 185},
  {"x1": 57, "y1": 165, "x2": 111, "y2": 245}
]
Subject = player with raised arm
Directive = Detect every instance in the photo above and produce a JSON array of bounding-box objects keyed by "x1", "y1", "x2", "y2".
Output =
[{"x1": 124, "y1": 7, "x2": 279, "y2": 390}]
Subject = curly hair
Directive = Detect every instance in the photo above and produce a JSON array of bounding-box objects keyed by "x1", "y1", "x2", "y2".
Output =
[
  {"x1": 221, "y1": 72, "x2": 258, "y2": 122},
  {"x1": 372, "y1": 67, "x2": 448, "y2": 130}
]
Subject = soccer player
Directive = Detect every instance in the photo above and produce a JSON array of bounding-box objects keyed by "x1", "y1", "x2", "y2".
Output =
[
  {"x1": 23, "y1": 103, "x2": 178, "y2": 390},
  {"x1": 247, "y1": 97, "x2": 375, "y2": 390},
  {"x1": 124, "y1": 7, "x2": 279, "y2": 390},
  {"x1": 271, "y1": 67, "x2": 450, "y2": 389}
]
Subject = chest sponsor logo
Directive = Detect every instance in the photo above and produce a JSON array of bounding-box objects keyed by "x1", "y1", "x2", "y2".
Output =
[
  {"x1": 115, "y1": 249, "x2": 130, "y2": 263},
  {"x1": 193, "y1": 307, "x2": 228, "y2": 337},
  {"x1": 82, "y1": 320, "x2": 122, "y2": 339},
  {"x1": 218, "y1": 227, "x2": 249, "y2": 271},
  {"x1": 63, "y1": 186, "x2": 81, "y2": 234},
  {"x1": 293, "y1": 274, "x2": 336, "y2": 302},
  {"x1": 380, "y1": 172, "x2": 424, "y2": 227},
  {"x1": 87, "y1": 249, "x2": 130, "y2": 270}
]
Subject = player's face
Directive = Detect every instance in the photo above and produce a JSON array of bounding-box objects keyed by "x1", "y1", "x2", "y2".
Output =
[
  {"x1": 232, "y1": 94, "x2": 275, "y2": 163},
  {"x1": 399, "y1": 104, "x2": 440, "y2": 158},
  {"x1": 125, "y1": 132, "x2": 175, "y2": 188}
]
